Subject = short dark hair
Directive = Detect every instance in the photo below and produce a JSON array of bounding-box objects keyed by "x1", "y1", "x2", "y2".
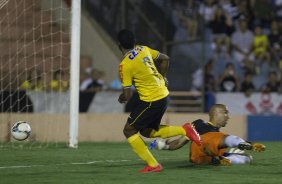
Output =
[{"x1": 117, "y1": 29, "x2": 135, "y2": 49}]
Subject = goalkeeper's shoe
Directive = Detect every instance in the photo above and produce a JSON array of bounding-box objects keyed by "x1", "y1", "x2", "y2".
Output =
[
  {"x1": 139, "y1": 164, "x2": 163, "y2": 173},
  {"x1": 182, "y1": 123, "x2": 201, "y2": 145},
  {"x1": 252, "y1": 143, "x2": 266, "y2": 152},
  {"x1": 238, "y1": 142, "x2": 253, "y2": 150},
  {"x1": 238, "y1": 142, "x2": 266, "y2": 152}
]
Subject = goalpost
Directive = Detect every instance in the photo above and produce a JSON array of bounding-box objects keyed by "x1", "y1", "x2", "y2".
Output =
[
  {"x1": 69, "y1": 0, "x2": 80, "y2": 148},
  {"x1": 0, "y1": 0, "x2": 81, "y2": 147}
]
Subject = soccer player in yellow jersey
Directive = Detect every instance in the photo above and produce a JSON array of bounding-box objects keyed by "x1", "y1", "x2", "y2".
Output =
[{"x1": 117, "y1": 29, "x2": 201, "y2": 173}]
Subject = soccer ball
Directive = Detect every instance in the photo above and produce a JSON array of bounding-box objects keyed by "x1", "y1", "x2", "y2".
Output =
[
  {"x1": 11, "y1": 121, "x2": 31, "y2": 141},
  {"x1": 155, "y1": 139, "x2": 167, "y2": 150}
]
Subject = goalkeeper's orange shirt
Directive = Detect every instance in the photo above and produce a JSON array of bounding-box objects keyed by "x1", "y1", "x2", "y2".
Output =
[{"x1": 119, "y1": 45, "x2": 169, "y2": 102}]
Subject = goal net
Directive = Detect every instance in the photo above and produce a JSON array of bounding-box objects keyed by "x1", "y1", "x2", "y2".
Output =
[{"x1": 0, "y1": 0, "x2": 73, "y2": 147}]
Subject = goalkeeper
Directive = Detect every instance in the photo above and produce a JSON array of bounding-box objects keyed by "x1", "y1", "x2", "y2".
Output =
[{"x1": 150, "y1": 104, "x2": 266, "y2": 166}]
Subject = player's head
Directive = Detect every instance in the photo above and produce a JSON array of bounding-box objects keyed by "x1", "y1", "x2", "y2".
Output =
[
  {"x1": 209, "y1": 104, "x2": 229, "y2": 127},
  {"x1": 117, "y1": 29, "x2": 135, "y2": 50}
]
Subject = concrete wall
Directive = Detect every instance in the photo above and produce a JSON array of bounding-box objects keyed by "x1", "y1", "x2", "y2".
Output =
[
  {"x1": 0, "y1": 113, "x2": 246, "y2": 142},
  {"x1": 80, "y1": 13, "x2": 121, "y2": 84}
]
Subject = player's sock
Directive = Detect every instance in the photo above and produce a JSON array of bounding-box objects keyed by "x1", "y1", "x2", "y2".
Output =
[
  {"x1": 127, "y1": 134, "x2": 158, "y2": 167},
  {"x1": 149, "y1": 125, "x2": 185, "y2": 138},
  {"x1": 224, "y1": 135, "x2": 246, "y2": 147},
  {"x1": 224, "y1": 154, "x2": 252, "y2": 164}
]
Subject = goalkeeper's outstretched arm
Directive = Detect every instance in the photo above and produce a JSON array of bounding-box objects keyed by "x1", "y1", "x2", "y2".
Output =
[{"x1": 152, "y1": 136, "x2": 189, "y2": 150}]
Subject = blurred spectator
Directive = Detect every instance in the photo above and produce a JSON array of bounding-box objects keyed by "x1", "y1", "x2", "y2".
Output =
[
  {"x1": 49, "y1": 70, "x2": 69, "y2": 92},
  {"x1": 261, "y1": 71, "x2": 281, "y2": 92},
  {"x1": 79, "y1": 68, "x2": 105, "y2": 112},
  {"x1": 182, "y1": 0, "x2": 199, "y2": 39},
  {"x1": 241, "y1": 72, "x2": 255, "y2": 97},
  {"x1": 274, "y1": 0, "x2": 282, "y2": 28},
  {"x1": 231, "y1": 18, "x2": 254, "y2": 65},
  {"x1": 219, "y1": 0, "x2": 238, "y2": 20},
  {"x1": 268, "y1": 20, "x2": 282, "y2": 64},
  {"x1": 218, "y1": 63, "x2": 240, "y2": 92},
  {"x1": 252, "y1": 24, "x2": 270, "y2": 63},
  {"x1": 80, "y1": 68, "x2": 104, "y2": 92},
  {"x1": 191, "y1": 67, "x2": 203, "y2": 91},
  {"x1": 198, "y1": 0, "x2": 216, "y2": 26},
  {"x1": 171, "y1": 0, "x2": 198, "y2": 41},
  {"x1": 210, "y1": 5, "x2": 234, "y2": 58},
  {"x1": 204, "y1": 59, "x2": 216, "y2": 112},
  {"x1": 242, "y1": 57, "x2": 256, "y2": 74},
  {"x1": 233, "y1": 1, "x2": 254, "y2": 28},
  {"x1": 20, "y1": 69, "x2": 44, "y2": 91},
  {"x1": 204, "y1": 58, "x2": 217, "y2": 92},
  {"x1": 80, "y1": 67, "x2": 94, "y2": 92},
  {"x1": 80, "y1": 55, "x2": 93, "y2": 74},
  {"x1": 252, "y1": 0, "x2": 275, "y2": 30}
]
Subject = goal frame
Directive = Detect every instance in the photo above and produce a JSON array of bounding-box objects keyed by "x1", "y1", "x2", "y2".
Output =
[{"x1": 69, "y1": 0, "x2": 81, "y2": 148}]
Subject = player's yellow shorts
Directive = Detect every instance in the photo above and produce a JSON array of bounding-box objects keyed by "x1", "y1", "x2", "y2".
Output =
[{"x1": 190, "y1": 132, "x2": 226, "y2": 164}]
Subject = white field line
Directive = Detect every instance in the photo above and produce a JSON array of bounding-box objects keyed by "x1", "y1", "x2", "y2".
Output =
[{"x1": 0, "y1": 158, "x2": 178, "y2": 170}]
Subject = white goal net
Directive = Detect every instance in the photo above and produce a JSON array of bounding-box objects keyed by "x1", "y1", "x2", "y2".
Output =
[{"x1": 0, "y1": 0, "x2": 73, "y2": 146}]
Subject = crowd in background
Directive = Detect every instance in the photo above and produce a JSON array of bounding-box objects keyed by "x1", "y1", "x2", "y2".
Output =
[
  {"x1": 167, "y1": 0, "x2": 282, "y2": 95},
  {"x1": 20, "y1": 69, "x2": 69, "y2": 92},
  {"x1": 21, "y1": 0, "x2": 282, "y2": 96}
]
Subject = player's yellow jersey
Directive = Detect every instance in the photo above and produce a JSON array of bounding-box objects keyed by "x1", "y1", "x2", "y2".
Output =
[{"x1": 119, "y1": 45, "x2": 169, "y2": 102}]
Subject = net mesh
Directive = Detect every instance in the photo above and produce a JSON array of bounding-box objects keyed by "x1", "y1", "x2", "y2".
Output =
[{"x1": 0, "y1": 0, "x2": 71, "y2": 146}]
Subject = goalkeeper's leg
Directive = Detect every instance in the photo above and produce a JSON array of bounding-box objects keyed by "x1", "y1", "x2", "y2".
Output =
[
  {"x1": 223, "y1": 135, "x2": 266, "y2": 152},
  {"x1": 223, "y1": 154, "x2": 253, "y2": 164}
]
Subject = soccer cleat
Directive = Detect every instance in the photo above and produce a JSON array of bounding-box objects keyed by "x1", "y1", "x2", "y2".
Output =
[
  {"x1": 138, "y1": 164, "x2": 163, "y2": 173},
  {"x1": 238, "y1": 142, "x2": 266, "y2": 152},
  {"x1": 252, "y1": 143, "x2": 266, "y2": 152},
  {"x1": 182, "y1": 123, "x2": 201, "y2": 145},
  {"x1": 238, "y1": 142, "x2": 253, "y2": 150},
  {"x1": 149, "y1": 140, "x2": 157, "y2": 150}
]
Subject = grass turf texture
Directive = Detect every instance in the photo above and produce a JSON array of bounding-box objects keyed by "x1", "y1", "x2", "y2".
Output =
[{"x1": 0, "y1": 142, "x2": 281, "y2": 184}]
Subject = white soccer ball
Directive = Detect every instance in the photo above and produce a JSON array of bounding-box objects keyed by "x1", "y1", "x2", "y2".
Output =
[
  {"x1": 155, "y1": 139, "x2": 167, "y2": 150},
  {"x1": 11, "y1": 121, "x2": 31, "y2": 141}
]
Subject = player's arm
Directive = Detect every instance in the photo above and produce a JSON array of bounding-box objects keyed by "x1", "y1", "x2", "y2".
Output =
[
  {"x1": 154, "y1": 53, "x2": 169, "y2": 78},
  {"x1": 166, "y1": 135, "x2": 189, "y2": 150},
  {"x1": 146, "y1": 46, "x2": 169, "y2": 85},
  {"x1": 150, "y1": 136, "x2": 188, "y2": 150},
  {"x1": 118, "y1": 63, "x2": 133, "y2": 103}
]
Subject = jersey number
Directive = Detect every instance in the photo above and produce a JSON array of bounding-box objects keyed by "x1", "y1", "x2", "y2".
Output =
[{"x1": 142, "y1": 56, "x2": 161, "y2": 85}]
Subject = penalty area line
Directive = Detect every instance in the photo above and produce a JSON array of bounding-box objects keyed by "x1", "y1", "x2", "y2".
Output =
[
  {"x1": 0, "y1": 159, "x2": 136, "y2": 169},
  {"x1": 0, "y1": 157, "x2": 181, "y2": 170}
]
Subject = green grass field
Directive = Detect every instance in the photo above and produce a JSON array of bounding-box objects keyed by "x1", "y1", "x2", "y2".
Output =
[{"x1": 0, "y1": 142, "x2": 281, "y2": 184}]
